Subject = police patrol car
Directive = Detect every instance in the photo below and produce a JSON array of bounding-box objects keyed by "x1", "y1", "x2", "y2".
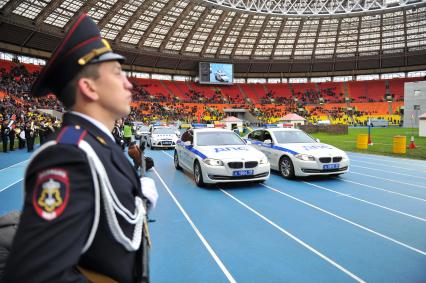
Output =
[
  {"x1": 147, "y1": 126, "x2": 179, "y2": 149},
  {"x1": 134, "y1": 124, "x2": 149, "y2": 141},
  {"x1": 245, "y1": 128, "x2": 349, "y2": 179},
  {"x1": 214, "y1": 70, "x2": 229, "y2": 82},
  {"x1": 174, "y1": 128, "x2": 270, "y2": 187}
]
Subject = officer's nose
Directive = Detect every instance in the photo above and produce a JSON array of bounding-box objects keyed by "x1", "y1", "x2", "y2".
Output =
[{"x1": 122, "y1": 72, "x2": 133, "y2": 91}]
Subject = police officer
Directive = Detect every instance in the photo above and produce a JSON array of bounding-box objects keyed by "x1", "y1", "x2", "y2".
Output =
[
  {"x1": 38, "y1": 121, "x2": 47, "y2": 145},
  {"x1": 1, "y1": 119, "x2": 9, "y2": 153},
  {"x1": 112, "y1": 118, "x2": 125, "y2": 150},
  {"x1": 24, "y1": 121, "x2": 35, "y2": 152},
  {"x1": 8, "y1": 122, "x2": 15, "y2": 151},
  {"x1": 4, "y1": 14, "x2": 158, "y2": 283},
  {"x1": 16, "y1": 122, "x2": 26, "y2": 149}
]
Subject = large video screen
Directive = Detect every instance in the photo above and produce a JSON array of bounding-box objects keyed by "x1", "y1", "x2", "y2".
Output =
[{"x1": 199, "y1": 62, "x2": 233, "y2": 85}]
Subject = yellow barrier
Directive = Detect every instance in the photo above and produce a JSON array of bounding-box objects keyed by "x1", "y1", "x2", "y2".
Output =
[
  {"x1": 393, "y1": 136, "x2": 406, "y2": 154},
  {"x1": 357, "y1": 134, "x2": 368, "y2": 149}
]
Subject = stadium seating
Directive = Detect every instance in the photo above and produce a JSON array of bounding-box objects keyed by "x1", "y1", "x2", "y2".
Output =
[{"x1": 1, "y1": 59, "x2": 423, "y2": 125}]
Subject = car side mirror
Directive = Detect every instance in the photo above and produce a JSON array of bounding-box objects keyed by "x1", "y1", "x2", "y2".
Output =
[
  {"x1": 245, "y1": 140, "x2": 252, "y2": 145},
  {"x1": 315, "y1": 138, "x2": 320, "y2": 143},
  {"x1": 264, "y1": 139, "x2": 272, "y2": 144},
  {"x1": 184, "y1": 141, "x2": 192, "y2": 147}
]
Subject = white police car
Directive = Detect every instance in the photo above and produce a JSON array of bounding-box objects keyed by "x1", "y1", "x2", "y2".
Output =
[
  {"x1": 245, "y1": 128, "x2": 349, "y2": 179},
  {"x1": 174, "y1": 128, "x2": 270, "y2": 187},
  {"x1": 135, "y1": 125, "x2": 149, "y2": 141},
  {"x1": 147, "y1": 126, "x2": 179, "y2": 149},
  {"x1": 214, "y1": 70, "x2": 229, "y2": 82}
]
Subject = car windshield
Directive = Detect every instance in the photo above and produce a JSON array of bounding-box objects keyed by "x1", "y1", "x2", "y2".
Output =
[
  {"x1": 197, "y1": 132, "x2": 245, "y2": 146},
  {"x1": 274, "y1": 130, "x2": 316, "y2": 143},
  {"x1": 153, "y1": 128, "x2": 176, "y2": 135},
  {"x1": 138, "y1": 126, "x2": 149, "y2": 132}
]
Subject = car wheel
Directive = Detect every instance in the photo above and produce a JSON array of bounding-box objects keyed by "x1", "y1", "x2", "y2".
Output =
[
  {"x1": 279, "y1": 156, "x2": 295, "y2": 179},
  {"x1": 193, "y1": 161, "x2": 205, "y2": 187},
  {"x1": 174, "y1": 150, "x2": 182, "y2": 170}
]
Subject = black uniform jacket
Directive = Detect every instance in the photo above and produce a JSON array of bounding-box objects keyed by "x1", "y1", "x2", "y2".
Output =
[{"x1": 3, "y1": 113, "x2": 143, "y2": 283}]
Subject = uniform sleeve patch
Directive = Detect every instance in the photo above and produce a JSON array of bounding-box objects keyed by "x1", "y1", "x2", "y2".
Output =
[{"x1": 32, "y1": 169, "x2": 70, "y2": 221}]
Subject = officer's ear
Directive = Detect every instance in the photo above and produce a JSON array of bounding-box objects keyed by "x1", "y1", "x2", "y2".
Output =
[
  {"x1": 74, "y1": 64, "x2": 101, "y2": 102},
  {"x1": 77, "y1": 77, "x2": 99, "y2": 101}
]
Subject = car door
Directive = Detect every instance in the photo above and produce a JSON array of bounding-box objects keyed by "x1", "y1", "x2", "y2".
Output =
[
  {"x1": 179, "y1": 130, "x2": 194, "y2": 170},
  {"x1": 264, "y1": 130, "x2": 281, "y2": 167},
  {"x1": 260, "y1": 130, "x2": 275, "y2": 162},
  {"x1": 247, "y1": 130, "x2": 263, "y2": 150}
]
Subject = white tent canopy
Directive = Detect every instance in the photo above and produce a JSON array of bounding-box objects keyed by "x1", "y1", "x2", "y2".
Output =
[{"x1": 221, "y1": 116, "x2": 243, "y2": 132}]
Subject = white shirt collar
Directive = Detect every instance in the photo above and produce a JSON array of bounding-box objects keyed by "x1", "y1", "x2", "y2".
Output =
[{"x1": 70, "y1": 111, "x2": 115, "y2": 142}]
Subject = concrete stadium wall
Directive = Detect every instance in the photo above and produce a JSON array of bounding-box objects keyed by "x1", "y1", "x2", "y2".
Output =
[{"x1": 403, "y1": 81, "x2": 426, "y2": 128}]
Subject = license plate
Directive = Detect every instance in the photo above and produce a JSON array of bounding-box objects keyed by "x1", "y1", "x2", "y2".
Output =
[
  {"x1": 162, "y1": 142, "x2": 172, "y2": 145},
  {"x1": 233, "y1": 170, "x2": 254, "y2": 176},
  {"x1": 323, "y1": 164, "x2": 339, "y2": 169}
]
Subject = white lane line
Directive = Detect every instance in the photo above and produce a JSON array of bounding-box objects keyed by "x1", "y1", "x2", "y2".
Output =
[
  {"x1": 0, "y1": 178, "x2": 23, "y2": 193},
  {"x1": 152, "y1": 169, "x2": 237, "y2": 283},
  {"x1": 350, "y1": 165, "x2": 426, "y2": 180},
  {"x1": 350, "y1": 159, "x2": 426, "y2": 173},
  {"x1": 348, "y1": 154, "x2": 426, "y2": 168},
  {"x1": 221, "y1": 189, "x2": 366, "y2": 283},
  {"x1": 303, "y1": 181, "x2": 426, "y2": 222},
  {"x1": 335, "y1": 178, "x2": 426, "y2": 203},
  {"x1": 261, "y1": 184, "x2": 426, "y2": 256},
  {"x1": 0, "y1": 159, "x2": 29, "y2": 173},
  {"x1": 162, "y1": 151, "x2": 173, "y2": 158},
  {"x1": 350, "y1": 172, "x2": 426, "y2": 189}
]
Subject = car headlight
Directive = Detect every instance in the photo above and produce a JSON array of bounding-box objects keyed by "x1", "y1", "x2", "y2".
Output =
[
  {"x1": 342, "y1": 154, "x2": 349, "y2": 160},
  {"x1": 259, "y1": 157, "x2": 268, "y2": 164},
  {"x1": 295, "y1": 154, "x2": 315, "y2": 161},
  {"x1": 203, "y1": 158, "x2": 224, "y2": 166}
]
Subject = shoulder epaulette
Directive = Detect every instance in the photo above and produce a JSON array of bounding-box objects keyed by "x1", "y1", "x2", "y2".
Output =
[{"x1": 56, "y1": 125, "x2": 87, "y2": 145}]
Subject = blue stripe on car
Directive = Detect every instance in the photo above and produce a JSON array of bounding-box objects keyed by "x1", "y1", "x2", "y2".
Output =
[
  {"x1": 187, "y1": 147, "x2": 207, "y2": 159},
  {"x1": 177, "y1": 140, "x2": 208, "y2": 159},
  {"x1": 246, "y1": 139, "x2": 299, "y2": 155},
  {"x1": 271, "y1": 145, "x2": 298, "y2": 155}
]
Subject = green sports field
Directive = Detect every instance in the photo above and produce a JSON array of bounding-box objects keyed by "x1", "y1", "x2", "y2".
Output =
[{"x1": 310, "y1": 127, "x2": 426, "y2": 160}]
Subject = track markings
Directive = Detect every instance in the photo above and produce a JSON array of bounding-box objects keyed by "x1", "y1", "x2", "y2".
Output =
[
  {"x1": 348, "y1": 154, "x2": 426, "y2": 168},
  {"x1": 0, "y1": 178, "x2": 23, "y2": 193},
  {"x1": 303, "y1": 181, "x2": 426, "y2": 222},
  {"x1": 0, "y1": 159, "x2": 29, "y2": 173},
  {"x1": 350, "y1": 159, "x2": 426, "y2": 173},
  {"x1": 334, "y1": 178, "x2": 426, "y2": 202},
  {"x1": 350, "y1": 172, "x2": 426, "y2": 189},
  {"x1": 152, "y1": 168, "x2": 237, "y2": 283},
  {"x1": 261, "y1": 183, "x2": 426, "y2": 256},
  {"x1": 350, "y1": 165, "x2": 426, "y2": 180},
  {"x1": 220, "y1": 189, "x2": 367, "y2": 283}
]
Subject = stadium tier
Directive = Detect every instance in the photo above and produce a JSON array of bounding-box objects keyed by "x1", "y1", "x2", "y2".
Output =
[{"x1": 0, "y1": 59, "x2": 423, "y2": 125}]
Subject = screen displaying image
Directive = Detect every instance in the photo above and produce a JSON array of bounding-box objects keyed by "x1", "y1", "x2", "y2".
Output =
[{"x1": 199, "y1": 62, "x2": 233, "y2": 85}]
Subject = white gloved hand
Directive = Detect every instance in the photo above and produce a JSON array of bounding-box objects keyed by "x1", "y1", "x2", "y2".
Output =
[{"x1": 140, "y1": 177, "x2": 158, "y2": 211}]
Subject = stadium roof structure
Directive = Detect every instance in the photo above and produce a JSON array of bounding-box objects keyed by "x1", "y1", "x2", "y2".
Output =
[{"x1": 0, "y1": 0, "x2": 426, "y2": 77}]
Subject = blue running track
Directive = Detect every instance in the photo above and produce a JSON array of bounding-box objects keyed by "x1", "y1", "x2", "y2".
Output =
[{"x1": 1, "y1": 147, "x2": 425, "y2": 282}]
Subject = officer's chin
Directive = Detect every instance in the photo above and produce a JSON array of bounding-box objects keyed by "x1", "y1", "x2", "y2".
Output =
[{"x1": 122, "y1": 106, "x2": 131, "y2": 117}]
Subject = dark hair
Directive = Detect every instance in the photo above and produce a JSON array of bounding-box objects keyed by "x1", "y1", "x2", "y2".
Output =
[{"x1": 59, "y1": 64, "x2": 100, "y2": 109}]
